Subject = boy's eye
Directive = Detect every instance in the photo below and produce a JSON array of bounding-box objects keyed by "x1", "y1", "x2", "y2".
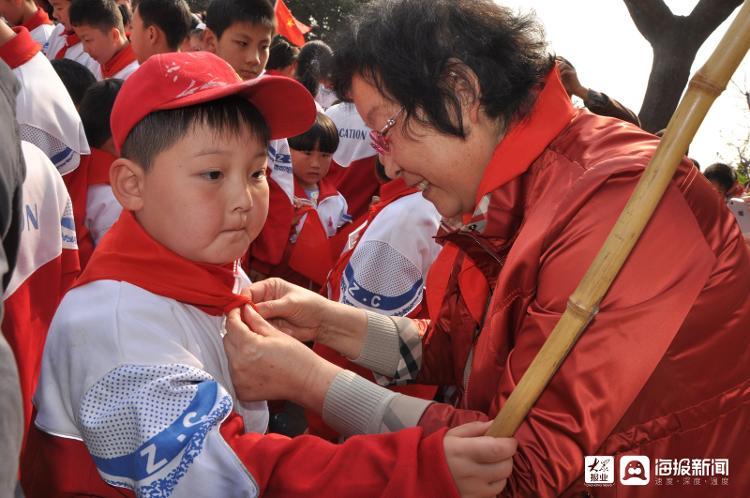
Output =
[
  {"x1": 251, "y1": 167, "x2": 267, "y2": 180},
  {"x1": 235, "y1": 40, "x2": 248, "y2": 48},
  {"x1": 201, "y1": 170, "x2": 223, "y2": 180}
]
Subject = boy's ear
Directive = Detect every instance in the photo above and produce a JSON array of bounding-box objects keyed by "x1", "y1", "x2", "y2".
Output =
[
  {"x1": 147, "y1": 24, "x2": 159, "y2": 45},
  {"x1": 109, "y1": 26, "x2": 120, "y2": 44},
  {"x1": 203, "y1": 27, "x2": 218, "y2": 54},
  {"x1": 110, "y1": 158, "x2": 146, "y2": 211}
]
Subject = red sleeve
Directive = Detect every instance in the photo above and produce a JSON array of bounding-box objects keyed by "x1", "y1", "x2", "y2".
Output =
[
  {"x1": 418, "y1": 180, "x2": 715, "y2": 497},
  {"x1": 221, "y1": 413, "x2": 460, "y2": 498}
]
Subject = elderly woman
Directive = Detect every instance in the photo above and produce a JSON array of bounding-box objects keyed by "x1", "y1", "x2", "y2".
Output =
[{"x1": 224, "y1": 0, "x2": 750, "y2": 496}]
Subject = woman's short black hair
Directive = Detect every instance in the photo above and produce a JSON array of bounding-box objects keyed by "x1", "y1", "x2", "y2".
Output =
[
  {"x1": 80, "y1": 79, "x2": 124, "y2": 148},
  {"x1": 267, "y1": 37, "x2": 300, "y2": 71},
  {"x1": 121, "y1": 95, "x2": 270, "y2": 170},
  {"x1": 703, "y1": 163, "x2": 736, "y2": 191},
  {"x1": 295, "y1": 40, "x2": 334, "y2": 97},
  {"x1": 331, "y1": 0, "x2": 552, "y2": 138},
  {"x1": 287, "y1": 112, "x2": 339, "y2": 154},
  {"x1": 50, "y1": 59, "x2": 97, "y2": 107}
]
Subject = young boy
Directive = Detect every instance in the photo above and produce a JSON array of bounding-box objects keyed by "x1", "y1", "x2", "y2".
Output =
[
  {"x1": 64, "y1": 79, "x2": 123, "y2": 268},
  {"x1": 130, "y1": 0, "x2": 192, "y2": 64},
  {"x1": 0, "y1": 0, "x2": 55, "y2": 46},
  {"x1": 69, "y1": 0, "x2": 139, "y2": 80},
  {"x1": 50, "y1": 58, "x2": 97, "y2": 108},
  {"x1": 24, "y1": 51, "x2": 515, "y2": 498},
  {"x1": 0, "y1": 21, "x2": 90, "y2": 174},
  {"x1": 44, "y1": 0, "x2": 101, "y2": 77}
]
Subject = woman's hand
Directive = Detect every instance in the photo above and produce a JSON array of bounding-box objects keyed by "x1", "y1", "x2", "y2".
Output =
[
  {"x1": 245, "y1": 278, "x2": 369, "y2": 358},
  {"x1": 444, "y1": 421, "x2": 516, "y2": 498},
  {"x1": 223, "y1": 303, "x2": 341, "y2": 412},
  {"x1": 245, "y1": 278, "x2": 330, "y2": 342}
]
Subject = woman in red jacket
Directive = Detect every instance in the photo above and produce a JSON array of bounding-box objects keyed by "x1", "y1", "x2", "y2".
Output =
[{"x1": 224, "y1": 1, "x2": 750, "y2": 496}]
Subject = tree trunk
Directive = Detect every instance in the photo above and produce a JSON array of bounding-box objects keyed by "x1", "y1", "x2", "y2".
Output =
[{"x1": 624, "y1": 0, "x2": 743, "y2": 133}]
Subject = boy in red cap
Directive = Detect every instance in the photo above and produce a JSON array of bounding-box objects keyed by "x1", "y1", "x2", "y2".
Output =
[
  {"x1": 0, "y1": 0, "x2": 55, "y2": 46},
  {"x1": 69, "y1": 0, "x2": 139, "y2": 80},
  {"x1": 23, "y1": 51, "x2": 516, "y2": 498}
]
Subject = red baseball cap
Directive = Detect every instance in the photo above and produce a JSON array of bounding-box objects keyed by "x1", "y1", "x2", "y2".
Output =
[{"x1": 110, "y1": 51, "x2": 316, "y2": 153}]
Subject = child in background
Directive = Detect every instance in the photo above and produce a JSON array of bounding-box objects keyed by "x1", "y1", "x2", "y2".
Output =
[
  {"x1": 249, "y1": 112, "x2": 349, "y2": 288},
  {"x1": 69, "y1": 0, "x2": 139, "y2": 80},
  {"x1": 265, "y1": 36, "x2": 298, "y2": 78},
  {"x1": 23, "y1": 51, "x2": 516, "y2": 498},
  {"x1": 1, "y1": 140, "x2": 79, "y2": 450},
  {"x1": 130, "y1": 0, "x2": 192, "y2": 64},
  {"x1": 0, "y1": 0, "x2": 55, "y2": 46},
  {"x1": 50, "y1": 58, "x2": 97, "y2": 109},
  {"x1": 63, "y1": 79, "x2": 123, "y2": 268},
  {"x1": 44, "y1": 0, "x2": 100, "y2": 77},
  {"x1": 0, "y1": 21, "x2": 90, "y2": 175}
]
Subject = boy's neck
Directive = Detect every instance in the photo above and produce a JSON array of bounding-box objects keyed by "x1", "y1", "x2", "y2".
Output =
[
  {"x1": 297, "y1": 178, "x2": 319, "y2": 194},
  {"x1": 0, "y1": 21, "x2": 15, "y2": 46}
]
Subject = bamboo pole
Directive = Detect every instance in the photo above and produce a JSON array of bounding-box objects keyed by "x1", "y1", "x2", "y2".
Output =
[{"x1": 486, "y1": 0, "x2": 750, "y2": 438}]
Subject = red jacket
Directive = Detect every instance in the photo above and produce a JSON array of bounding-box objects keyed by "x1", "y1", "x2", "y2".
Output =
[{"x1": 417, "y1": 75, "x2": 750, "y2": 496}]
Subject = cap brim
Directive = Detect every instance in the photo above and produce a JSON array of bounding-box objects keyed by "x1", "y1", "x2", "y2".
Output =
[{"x1": 157, "y1": 75, "x2": 316, "y2": 141}]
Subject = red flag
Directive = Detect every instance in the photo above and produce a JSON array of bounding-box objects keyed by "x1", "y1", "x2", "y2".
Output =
[{"x1": 275, "y1": 0, "x2": 311, "y2": 47}]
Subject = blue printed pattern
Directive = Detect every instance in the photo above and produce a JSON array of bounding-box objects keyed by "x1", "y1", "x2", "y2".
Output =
[
  {"x1": 341, "y1": 263, "x2": 423, "y2": 317},
  {"x1": 79, "y1": 364, "x2": 242, "y2": 497}
]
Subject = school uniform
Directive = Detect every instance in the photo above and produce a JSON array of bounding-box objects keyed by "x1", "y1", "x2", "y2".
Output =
[
  {"x1": 44, "y1": 23, "x2": 101, "y2": 79},
  {"x1": 307, "y1": 179, "x2": 441, "y2": 440},
  {"x1": 1, "y1": 141, "x2": 79, "y2": 438},
  {"x1": 94, "y1": 42, "x2": 139, "y2": 80},
  {"x1": 20, "y1": 7, "x2": 55, "y2": 48},
  {"x1": 324, "y1": 102, "x2": 380, "y2": 241},
  {"x1": 62, "y1": 147, "x2": 121, "y2": 268},
  {"x1": 24, "y1": 210, "x2": 458, "y2": 498},
  {"x1": 0, "y1": 26, "x2": 89, "y2": 174}
]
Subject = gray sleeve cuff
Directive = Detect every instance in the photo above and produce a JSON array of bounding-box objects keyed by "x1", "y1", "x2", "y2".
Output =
[
  {"x1": 351, "y1": 311, "x2": 401, "y2": 376},
  {"x1": 322, "y1": 370, "x2": 433, "y2": 436}
]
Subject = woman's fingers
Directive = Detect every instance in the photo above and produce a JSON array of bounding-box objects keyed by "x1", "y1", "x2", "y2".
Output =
[{"x1": 241, "y1": 304, "x2": 281, "y2": 338}]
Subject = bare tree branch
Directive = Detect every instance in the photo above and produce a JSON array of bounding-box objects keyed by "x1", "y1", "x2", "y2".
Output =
[
  {"x1": 623, "y1": 0, "x2": 674, "y2": 43},
  {"x1": 688, "y1": 0, "x2": 743, "y2": 40}
]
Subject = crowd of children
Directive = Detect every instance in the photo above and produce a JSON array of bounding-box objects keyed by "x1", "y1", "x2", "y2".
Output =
[{"x1": 0, "y1": 0, "x2": 518, "y2": 496}]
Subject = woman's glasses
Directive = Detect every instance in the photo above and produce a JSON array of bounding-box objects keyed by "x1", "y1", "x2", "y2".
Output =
[{"x1": 369, "y1": 107, "x2": 404, "y2": 155}]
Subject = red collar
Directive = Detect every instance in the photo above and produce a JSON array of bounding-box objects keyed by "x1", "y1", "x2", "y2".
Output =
[
  {"x1": 473, "y1": 64, "x2": 576, "y2": 209},
  {"x1": 0, "y1": 27, "x2": 40, "y2": 69},
  {"x1": 74, "y1": 210, "x2": 253, "y2": 316},
  {"x1": 22, "y1": 7, "x2": 53, "y2": 32},
  {"x1": 54, "y1": 30, "x2": 81, "y2": 59},
  {"x1": 87, "y1": 148, "x2": 117, "y2": 185},
  {"x1": 101, "y1": 42, "x2": 135, "y2": 78},
  {"x1": 379, "y1": 177, "x2": 416, "y2": 203}
]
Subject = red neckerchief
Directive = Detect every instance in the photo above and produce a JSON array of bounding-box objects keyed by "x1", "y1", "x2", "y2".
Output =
[
  {"x1": 326, "y1": 178, "x2": 416, "y2": 300},
  {"x1": 101, "y1": 42, "x2": 135, "y2": 78},
  {"x1": 22, "y1": 7, "x2": 53, "y2": 32},
  {"x1": 73, "y1": 210, "x2": 253, "y2": 316},
  {"x1": 426, "y1": 65, "x2": 576, "y2": 324},
  {"x1": 62, "y1": 148, "x2": 116, "y2": 269},
  {"x1": 54, "y1": 30, "x2": 80, "y2": 60},
  {"x1": 0, "y1": 27, "x2": 40, "y2": 69}
]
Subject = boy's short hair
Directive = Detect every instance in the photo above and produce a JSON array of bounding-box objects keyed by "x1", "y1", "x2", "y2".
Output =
[
  {"x1": 704, "y1": 163, "x2": 736, "y2": 191},
  {"x1": 110, "y1": 52, "x2": 316, "y2": 168},
  {"x1": 288, "y1": 112, "x2": 339, "y2": 154},
  {"x1": 50, "y1": 59, "x2": 97, "y2": 107},
  {"x1": 80, "y1": 79, "x2": 124, "y2": 148},
  {"x1": 267, "y1": 37, "x2": 299, "y2": 71},
  {"x1": 132, "y1": 0, "x2": 192, "y2": 51},
  {"x1": 121, "y1": 96, "x2": 270, "y2": 170},
  {"x1": 69, "y1": 0, "x2": 125, "y2": 34},
  {"x1": 205, "y1": 0, "x2": 274, "y2": 39}
]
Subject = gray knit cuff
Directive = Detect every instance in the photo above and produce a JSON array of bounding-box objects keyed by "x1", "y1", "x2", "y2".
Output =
[
  {"x1": 351, "y1": 311, "x2": 400, "y2": 376},
  {"x1": 322, "y1": 370, "x2": 397, "y2": 436}
]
